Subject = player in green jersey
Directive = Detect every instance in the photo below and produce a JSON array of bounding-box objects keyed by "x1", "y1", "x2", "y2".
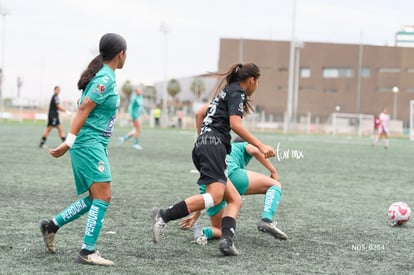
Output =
[
  {"x1": 39, "y1": 33, "x2": 127, "y2": 266},
  {"x1": 119, "y1": 87, "x2": 147, "y2": 149},
  {"x1": 151, "y1": 63, "x2": 276, "y2": 256},
  {"x1": 180, "y1": 136, "x2": 287, "y2": 244}
]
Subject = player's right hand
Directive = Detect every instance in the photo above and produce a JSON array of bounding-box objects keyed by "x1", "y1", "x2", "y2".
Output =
[
  {"x1": 179, "y1": 215, "x2": 197, "y2": 230},
  {"x1": 259, "y1": 144, "x2": 276, "y2": 159},
  {"x1": 49, "y1": 143, "x2": 69, "y2": 158}
]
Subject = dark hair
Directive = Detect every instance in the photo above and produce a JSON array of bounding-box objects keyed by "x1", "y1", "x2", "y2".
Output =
[
  {"x1": 212, "y1": 63, "x2": 261, "y2": 114},
  {"x1": 77, "y1": 33, "x2": 127, "y2": 90}
]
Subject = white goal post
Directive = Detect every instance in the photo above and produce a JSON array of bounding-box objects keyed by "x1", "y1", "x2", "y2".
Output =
[
  {"x1": 331, "y1": 112, "x2": 374, "y2": 136},
  {"x1": 410, "y1": 100, "x2": 414, "y2": 141}
]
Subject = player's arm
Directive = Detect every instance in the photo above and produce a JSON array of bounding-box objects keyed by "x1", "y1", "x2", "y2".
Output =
[
  {"x1": 49, "y1": 97, "x2": 96, "y2": 158},
  {"x1": 230, "y1": 115, "x2": 275, "y2": 159},
  {"x1": 195, "y1": 104, "x2": 209, "y2": 135},
  {"x1": 246, "y1": 143, "x2": 279, "y2": 181},
  {"x1": 56, "y1": 103, "x2": 68, "y2": 113}
]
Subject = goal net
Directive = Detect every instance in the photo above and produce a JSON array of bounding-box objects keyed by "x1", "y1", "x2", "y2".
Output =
[{"x1": 331, "y1": 112, "x2": 374, "y2": 136}]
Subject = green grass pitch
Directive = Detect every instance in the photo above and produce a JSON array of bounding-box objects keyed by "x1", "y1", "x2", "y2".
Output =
[{"x1": 0, "y1": 122, "x2": 413, "y2": 274}]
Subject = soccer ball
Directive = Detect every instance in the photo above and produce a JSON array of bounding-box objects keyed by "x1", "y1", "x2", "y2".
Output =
[{"x1": 387, "y1": 202, "x2": 412, "y2": 226}]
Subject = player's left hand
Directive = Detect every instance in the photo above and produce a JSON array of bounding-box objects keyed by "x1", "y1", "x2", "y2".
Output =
[{"x1": 49, "y1": 143, "x2": 69, "y2": 158}]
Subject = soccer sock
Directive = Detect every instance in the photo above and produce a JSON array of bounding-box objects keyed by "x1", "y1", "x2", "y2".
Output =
[
  {"x1": 202, "y1": 227, "x2": 214, "y2": 240},
  {"x1": 53, "y1": 196, "x2": 92, "y2": 228},
  {"x1": 123, "y1": 134, "x2": 130, "y2": 141},
  {"x1": 385, "y1": 139, "x2": 389, "y2": 147},
  {"x1": 261, "y1": 185, "x2": 282, "y2": 222},
  {"x1": 160, "y1": 201, "x2": 189, "y2": 223},
  {"x1": 40, "y1": 136, "x2": 46, "y2": 146},
  {"x1": 134, "y1": 138, "x2": 139, "y2": 145},
  {"x1": 221, "y1": 216, "x2": 236, "y2": 239},
  {"x1": 82, "y1": 199, "x2": 109, "y2": 252}
]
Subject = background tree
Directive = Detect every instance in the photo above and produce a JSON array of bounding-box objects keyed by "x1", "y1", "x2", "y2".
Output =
[
  {"x1": 190, "y1": 77, "x2": 205, "y2": 101},
  {"x1": 120, "y1": 80, "x2": 133, "y2": 111},
  {"x1": 167, "y1": 78, "x2": 181, "y2": 101}
]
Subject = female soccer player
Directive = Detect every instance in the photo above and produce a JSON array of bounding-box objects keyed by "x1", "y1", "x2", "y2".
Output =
[
  {"x1": 119, "y1": 87, "x2": 147, "y2": 149},
  {"x1": 151, "y1": 63, "x2": 275, "y2": 256},
  {"x1": 39, "y1": 33, "x2": 127, "y2": 266},
  {"x1": 372, "y1": 107, "x2": 389, "y2": 148},
  {"x1": 39, "y1": 86, "x2": 70, "y2": 148},
  {"x1": 179, "y1": 136, "x2": 287, "y2": 243}
]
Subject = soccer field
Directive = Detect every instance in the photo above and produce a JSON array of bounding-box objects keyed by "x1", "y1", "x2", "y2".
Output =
[{"x1": 0, "y1": 122, "x2": 413, "y2": 274}]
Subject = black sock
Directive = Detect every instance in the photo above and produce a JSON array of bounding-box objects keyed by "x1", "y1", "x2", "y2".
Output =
[
  {"x1": 262, "y1": 218, "x2": 272, "y2": 223},
  {"x1": 80, "y1": 249, "x2": 95, "y2": 256},
  {"x1": 221, "y1": 216, "x2": 236, "y2": 239},
  {"x1": 40, "y1": 137, "x2": 46, "y2": 146},
  {"x1": 48, "y1": 220, "x2": 59, "y2": 233},
  {"x1": 160, "y1": 201, "x2": 189, "y2": 223}
]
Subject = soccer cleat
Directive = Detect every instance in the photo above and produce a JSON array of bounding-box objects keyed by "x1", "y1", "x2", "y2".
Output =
[
  {"x1": 76, "y1": 251, "x2": 114, "y2": 266},
  {"x1": 192, "y1": 223, "x2": 208, "y2": 246},
  {"x1": 257, "y1": 220, "x2": 288, "y2": 240},
  {"x1": 132, "y1": 144, "x2": 143, "y2": 150},
  {"x1": 151, "y1": 207, "x2": 166, "y2": 243},
  {"x1": 218, "y1": 237, "x2": 239, "y2": 256},
  {"x1": 39, "y1": 219, "x2": 56, "y2": 253}
]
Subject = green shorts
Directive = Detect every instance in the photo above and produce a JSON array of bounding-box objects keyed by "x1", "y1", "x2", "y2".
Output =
[
  {"x1": 228, "y1": 168, "x2": 249, "y2": 196},
  {"x1": 199, "y1": 168, "x2": 249, "y2": 217},
  {"x1": 70, "y1": 145, "x2": 112, "y2": 195}
]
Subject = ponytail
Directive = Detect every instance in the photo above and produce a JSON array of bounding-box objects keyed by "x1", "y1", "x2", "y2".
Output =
[
  {"x1": 77, "y1": 55, "x2": 103, "y2": 91},
  {"x1": 211, "y1": 63, "x2": 261, "y2": 114}
]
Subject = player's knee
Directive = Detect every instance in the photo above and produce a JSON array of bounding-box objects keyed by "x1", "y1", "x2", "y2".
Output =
[{"x1": 202, "y1": 193, "x2": 215, "y2": 209}]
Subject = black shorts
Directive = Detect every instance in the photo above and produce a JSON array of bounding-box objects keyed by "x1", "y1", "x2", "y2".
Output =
[
  {"x1": 192, "y1": 136, "x2": 228, "y2": 185},
  {"x1": 47, "y1": 116, "x2": 60, "y2": 127}
]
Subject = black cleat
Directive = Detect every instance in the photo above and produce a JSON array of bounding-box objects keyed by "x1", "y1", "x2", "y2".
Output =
[{"x1": 218, "y1": 237, "x2": 239, "y2": 256}]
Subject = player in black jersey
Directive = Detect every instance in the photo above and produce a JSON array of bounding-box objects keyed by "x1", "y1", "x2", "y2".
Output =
[
  {"x1": 151, "y1": 63, "x2": 275, "y2": 256},
  {"x1": 39, "y1": 86, "x2": 70, "y2": 148}
]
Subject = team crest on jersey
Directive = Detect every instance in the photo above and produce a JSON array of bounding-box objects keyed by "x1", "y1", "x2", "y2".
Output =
[
  {"x1": 97, "y1": 161, "x2": 105, "y2": 173},
  {"x1": 93, "y1": 84, "x2": 106, "y2": 95}
]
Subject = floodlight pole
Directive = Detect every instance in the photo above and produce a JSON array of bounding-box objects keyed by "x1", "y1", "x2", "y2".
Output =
[
  {"x1": 160, "y1": 21, "x2": 171, "y2": 128},
  {"x1": 392, "y1": 86, "x2": 399, "y2": 120},
  {"x1": 286, "y1": 0, "x2": 297, "y2": 132}
]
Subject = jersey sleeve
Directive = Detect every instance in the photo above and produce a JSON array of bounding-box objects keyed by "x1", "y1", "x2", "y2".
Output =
[
  {"x1": 86, "y1": 75, "x2": 114, "y2": 105},
  {"x1": 228, "y1": 90, "x2": 246, "y2": 117},
  {"x1": 54, "y1": 95, "x2": 60, "y2": 106}
]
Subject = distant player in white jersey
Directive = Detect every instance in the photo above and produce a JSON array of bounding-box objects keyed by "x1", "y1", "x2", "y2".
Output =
[{"x1": 372, "y1": 108, "x2": 389, "y2": 149}]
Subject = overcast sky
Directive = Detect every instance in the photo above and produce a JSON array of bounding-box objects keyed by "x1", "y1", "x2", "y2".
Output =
[{"x1": 0, "y1": 0, "x2": 413, "y2": 102}]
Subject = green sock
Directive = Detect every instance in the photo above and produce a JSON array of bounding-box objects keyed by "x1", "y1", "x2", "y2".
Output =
[
  {"x1": 202, "y1": 226, "x2": 214, "y2": 240},
  {"x1": 261, "y1": 186, "x2": 282, "y2": 221},
  {"x1": 123, "y1": 134, "x2": 130, "y2": 141},
  {"x1": 53, "y1": 196, "x2": 92, "y2": 227},
  {"x1": 134, "y1": 138, "x2": 139, "y2": 145},
  {"x1": 82, "y1": 199, "x2": 109, "y2": 251}
]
